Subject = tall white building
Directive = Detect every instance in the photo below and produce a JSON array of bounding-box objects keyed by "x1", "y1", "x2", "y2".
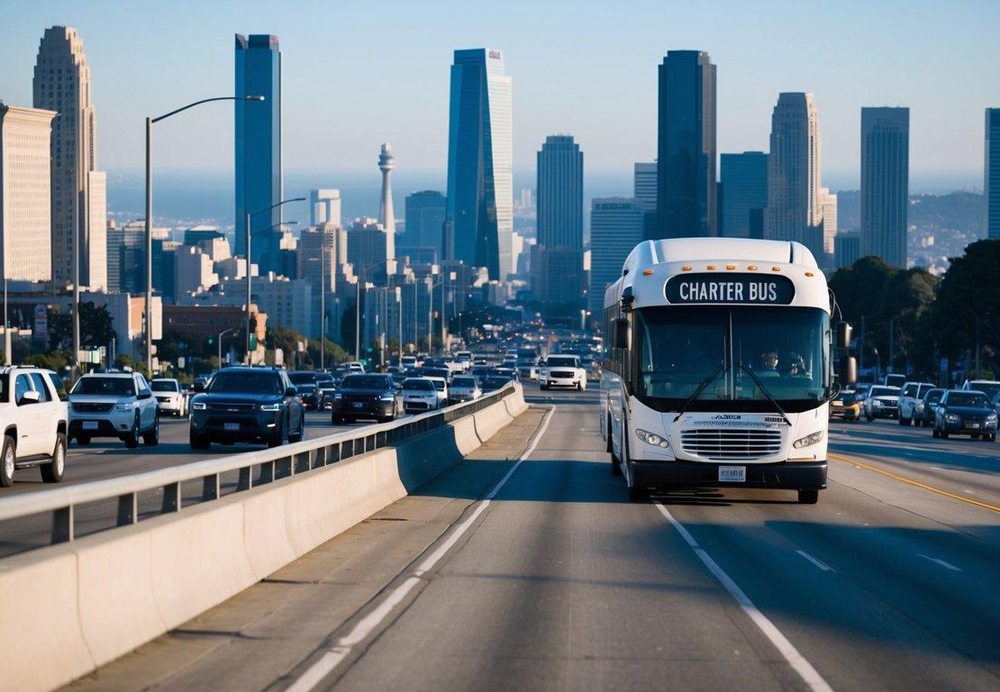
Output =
[
  {"x1": 820, "y1": 188, "x2": 837, "y2": 259},
  {"x1": 0, "y1": 103, "x2": 55, "y2": 282},
  {"x1": 310, "y1": 188, "x2": 341, "y2": 226},
  {"x1": 588, "y1": 198, "x2": 644, "y2": 317},
  {"x1": 347, "y1": 217, "x2": 394, "y2": 278},
  {"x1": 378, "y1": 143, "x2": 396, "y2": 236},
  {"x1": 33, "y1": 26, "x2": 107, "y2": 291},
  {"x1": 765, "y1": 92, "x2": 824, "y2": 260},
  {"x1": 174, "y1": 245, "x2": 219, "y2": 297}
]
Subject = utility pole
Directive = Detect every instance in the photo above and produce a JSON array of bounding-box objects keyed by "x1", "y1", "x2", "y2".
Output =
[
  {"x1": 355, "y1": 270, "x2": 362, "y2": 361},
  {"x1": 320, "y1": 246, "x2": 325, "y2": 371}
]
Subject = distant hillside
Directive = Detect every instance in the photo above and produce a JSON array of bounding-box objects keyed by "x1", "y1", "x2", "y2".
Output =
[{"x1": 836, "y1": 190, "x2": 984, "y2": 236}]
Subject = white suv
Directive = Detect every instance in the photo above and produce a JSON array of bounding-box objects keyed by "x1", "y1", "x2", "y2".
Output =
[
  {"x1": 402, "y1": 377, "x2": 440, "y2": 413},
  {"x1": 539, "y1": 355, "x2": 587, "y2": 391},
  {"x1": 68, "y1": 372, "x2": 159, "y2": 448},
  {"x1": 0, "y1": 367, "x2": 69, "y2": 487},
  {"x1": 151, "y1": 378, "x2": 187, "y2": 417},
  {"x1": 898, "y1": 381, "x2": 935, "y2": 426}
]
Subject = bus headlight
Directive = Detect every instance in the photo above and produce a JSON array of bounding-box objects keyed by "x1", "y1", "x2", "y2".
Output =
[
  {"x1": 792, "y1": 431, "x2": 824, "y2": 449},
  {"x1": 636, "y1": 429, "x2": 669, "y2": 449}
]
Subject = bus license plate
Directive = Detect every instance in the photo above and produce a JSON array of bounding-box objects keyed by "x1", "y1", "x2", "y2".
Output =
[{"x1": 718, "y1": 466, "x2": 746, "y2": 483}]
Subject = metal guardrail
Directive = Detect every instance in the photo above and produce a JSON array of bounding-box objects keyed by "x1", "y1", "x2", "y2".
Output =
[{"x1": 0, "y1": 382, "x2": 518, "y2": 548}]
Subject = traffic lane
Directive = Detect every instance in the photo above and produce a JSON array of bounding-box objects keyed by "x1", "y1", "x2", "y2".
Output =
[
  {"x1": 660, "y1": 470, "x2": 1000, "y2": 690},
  {"x1": 829, "y1": 418, "x2": 1000, "y2": 511},
  {"x1": 329, "y1": 402, "x2": 811, "y2": 692},
  {"x1": 0, "y1": 410, "x2": 358, "y2": 496}
]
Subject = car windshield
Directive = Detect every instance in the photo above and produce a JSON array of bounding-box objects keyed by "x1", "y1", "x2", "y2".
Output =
[
  {"x1": 452, "y1": 377, "x2": 476, "y2": 387},
  {"x1": 209, "y1": 371, "x2": 282, "y2": 395},
  {"x1": 633, "y1": 306, "x2": 829, "y2": 412},
  {"x1": 547, "y1": 356, "x2": 577, "y2": 368},
  {"x1": 404, "y1": 379, "x2": 434, "y2": 391},
  {"x1": 870, "y1": 386, "x2": 899, "y2": 397},
  {"x1": 947, "y1": 392, "x2": 989, "y2": 408},
  {"x1": 288, "y1": 373, "x2": 317, "y2": 384},
  {"x1": 72, "y1": 376, "x2": 135, "y2": 397},
  {"x1": 925, "y1": 389, "x2": 944, "y2": 404},
  {"x1": 342, "y1": 375, "x2": 389, "y2": 390},
  {"x1": 150, "y1": 380, "x2": 178, "y2": 392},
  {"x1": 969, "y1": 382, "x2": 1000, "y2": 400},
  {"x1": 836, "y1": 391, "x2": 856, "y2": 403}
]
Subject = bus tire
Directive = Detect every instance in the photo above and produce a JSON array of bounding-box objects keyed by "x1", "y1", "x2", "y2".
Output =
[
  {"x1": 623, "y1": 434, "x2": 645, "y2": 500},
  {"x1": 797, "y1": 489, "x2": 819, "y2": 504}
]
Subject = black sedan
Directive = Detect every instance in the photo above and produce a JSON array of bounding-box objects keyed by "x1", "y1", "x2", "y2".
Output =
[
  {"x1": 331, "y1": 374, "x2": 402, "y2": 424},
  {"x1": 933, "y1": 390, "x2": 998, "y2": 440},
  {"x1": 918, "y1": 388, "x2": 946, "y2": 427},
  {"x1": 189, "y1": 367, "x2": 305, "y2": 449}
]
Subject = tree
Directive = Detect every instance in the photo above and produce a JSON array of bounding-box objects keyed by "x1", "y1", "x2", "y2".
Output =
[
  {"x1": 933, "y1": 240, "x2": 1000, "y2": 377},
  {"x1": 48, "y1": 302, "x2": 116, "y2": 352}
]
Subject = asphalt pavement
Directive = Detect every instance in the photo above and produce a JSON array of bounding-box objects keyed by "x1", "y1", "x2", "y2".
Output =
[{"x1": 51, "y1": 384, "x2": 1000, "y2": 691}]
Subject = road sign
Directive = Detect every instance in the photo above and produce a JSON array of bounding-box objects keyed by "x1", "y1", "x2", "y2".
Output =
[{"x1": 33, "y1": 305, "x2": 47, "y2": 339}]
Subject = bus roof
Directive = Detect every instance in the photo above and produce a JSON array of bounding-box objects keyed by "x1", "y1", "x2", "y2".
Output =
[{"x1": 604, "y1": 238, "x2": 829, "y2": 314}]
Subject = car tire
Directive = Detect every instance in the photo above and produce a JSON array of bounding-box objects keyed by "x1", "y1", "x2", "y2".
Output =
[
  {"x1": 941, "y1": 431, "x2": 949, "y2": 439},
  {"x1": 289, "y1": 416, "x2": 304, "y2": 443},
  {"x1": 268, "y1": 418, "x2": 288, "y2": 448},
  {"x1": 0, "y1": 435, "x2": 15, "y2": 487},
  {"x1": 143, "y1": 414, "x2": 160, "y2": 446},
  {"x1": 540, "y1": 384, "x2": 549, "y2": 391},
  {"x1": 899, "y1": 416, "x2": 909, "y2": 426},
  {"x1": 190, "y1": 431, "x2": 211, "y2": 450},
  {"x1": 866, "y1": 415, "x2": 874, "y2": 422},
  {"x1": 124, "y1": 414, "x2": 140, "y2": 449},
  {"x1": 41, "y1": 433, "x2": 67, "y2": 483},
  {"x1": 932, "y1": 429, "x2": 940, "y2": 438},
  {"x1": 798, "y1": 489, "x2": 819, "y2": 504}
]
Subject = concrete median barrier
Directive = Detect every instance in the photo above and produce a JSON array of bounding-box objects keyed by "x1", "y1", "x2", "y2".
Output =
[{"x1": 0, "y1": 384, "x2": 527, "y2": 692}]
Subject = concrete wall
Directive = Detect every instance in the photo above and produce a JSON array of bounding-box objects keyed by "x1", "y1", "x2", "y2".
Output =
[{"x1": 0, "y1": 386, "x2": 527, "y2": 692}]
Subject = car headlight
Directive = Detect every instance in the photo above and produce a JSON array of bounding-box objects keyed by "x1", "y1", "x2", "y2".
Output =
[
  {"x1": 260, "y1": 403, "x2": 281, "y2": 411},
  {"x1": 945, "y1": 413, "x2": 961, "y2": 423},
  {"x1": 987, "y1": 414, "x2": 998, "y2": 424},
  {"x1": 380, "y1": 394, "x2": 395, "y2": 401},
  {"x1": 636, "y1": 428, "x2": 669, "y2": 449},
  {"x1": 115, "y1": 402, "x2": 134, "y2": 411},
  {"x1": 793, "y1": 430, "x2": 825, "y2": 449},
  {"x1": 872, "y1": 400, "x2": 883, "y2": 408},
  {"x1": 192, "y1": 402, "x2": 207, "y2": 410}
]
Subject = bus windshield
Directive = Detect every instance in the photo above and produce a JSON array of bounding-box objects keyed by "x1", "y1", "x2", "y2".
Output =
[{"x1": 633, "y1": 305, "x2": 829, "y2": 413}]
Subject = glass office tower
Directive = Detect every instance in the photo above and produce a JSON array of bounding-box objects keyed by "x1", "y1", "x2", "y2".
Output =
[
  {"x1": 235, "y1": 34, "x2": 281, "y2": 273},
  {"x1": 444, "y1": 48, "x2": 512, "y2": 281},
  {"x1": 656, "y1": 50, "x2": 717, "y2": 239}
]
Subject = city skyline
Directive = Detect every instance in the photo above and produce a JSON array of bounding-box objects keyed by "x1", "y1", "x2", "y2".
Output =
[{"x1": 1, "y1": 1, "x2": 998, "y2": 187}]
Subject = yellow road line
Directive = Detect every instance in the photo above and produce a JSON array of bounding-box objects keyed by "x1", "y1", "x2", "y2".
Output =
[{"x1": 829, "y1": 452, "x2": 1000, "y2": 515}]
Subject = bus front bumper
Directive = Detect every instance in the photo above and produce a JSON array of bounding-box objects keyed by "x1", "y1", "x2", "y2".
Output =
[{"x1": 631, "y1": 459, "x2": 827, "y2": 490}]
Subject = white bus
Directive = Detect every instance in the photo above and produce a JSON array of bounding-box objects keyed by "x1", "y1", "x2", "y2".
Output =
[{"x1": 601, "y1": 238, "x2": 853, "y2": 503}]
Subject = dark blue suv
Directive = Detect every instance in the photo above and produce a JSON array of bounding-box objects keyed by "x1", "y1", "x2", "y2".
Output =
[{"x1": 189, "y1": 367, "x2": 305, "y2": 449}]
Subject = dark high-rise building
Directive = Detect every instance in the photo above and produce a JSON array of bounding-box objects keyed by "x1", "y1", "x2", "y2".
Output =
[
  {"x1": 720, "y1": 152, "x2": 768, "y2": 238},
  {"x1": 235, "y1": 34, "x2": 281, "y2": 273},
  {"x1": 835, "y1": 232, "x2": 862, "y2": 269},
  {"x1": 986, "y1": 105, "x2": 1000, "y2": 240},
  {"x1": 106, "y1": 220, "x2": 144, "y2": 295},
  {"x1": 537, "y1": 135, "x2": 583, "y2": 250},
  {"x1": 656, "y1": 50, "x2": 717, "y2": 239},
  {"x1": 402, "y1": 190, "x2": 447, "y2": 260},
  {"x1": 444, "y1": 48, "x2": 512, "y2": 281},
  {"x1": 861, "y1": 107, "x2": 909, "y2": 266},
  {"x1": 634, "y1": 162, "x2": 658, "y2": 240}
]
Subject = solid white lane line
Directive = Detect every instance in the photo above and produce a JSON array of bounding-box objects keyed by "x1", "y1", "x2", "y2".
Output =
[
  {"x1": 918, "y1": 554, "x2": 963, "y2": 572},
  {"x1": 285, "y1": 406, "x2": 555, "y2": 692},
  {"x1": 796, "y1": 549, "x2": 833, "y2": 572},
  {"x1": 655, "y1": 502, "x2": 834, "y2": 692}
]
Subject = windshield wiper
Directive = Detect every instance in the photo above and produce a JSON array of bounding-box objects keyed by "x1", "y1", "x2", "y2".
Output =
[
  {"x1": 736, "y1": 362, "x2": 792, "y2": 426},
  {"x1": 673, "y1": 361, "x2": 725, "y2": 423}
]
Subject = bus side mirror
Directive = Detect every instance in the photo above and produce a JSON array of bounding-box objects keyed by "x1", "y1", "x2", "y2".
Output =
[
  {"x1": 839, "y1": 356, "x2": 857, "y2": 385},
  {"x1": 612, "y1": 318, "x2": 629, "y2": 350},
  {"x1": 836, "y1": 322, "x2": 853, "y2": 350}
]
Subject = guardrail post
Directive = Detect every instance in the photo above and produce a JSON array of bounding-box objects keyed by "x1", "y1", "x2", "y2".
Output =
[
  {"x1": 162, "y1": 482, "x2": 180, "y2": 513},
  {"x1": 116, "y1": 492, "x2": 137, "y2": 526},
  {"x1": 202, "y1": 474, "x2": 220, "y2": 501},
  {"x1": 51, "y1": 506, "x2": 73, "y2": 543}
]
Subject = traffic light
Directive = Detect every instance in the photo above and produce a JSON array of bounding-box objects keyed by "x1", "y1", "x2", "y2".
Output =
[{"x1": 249, "y1": 334, "x2": 258, "y2": 350}]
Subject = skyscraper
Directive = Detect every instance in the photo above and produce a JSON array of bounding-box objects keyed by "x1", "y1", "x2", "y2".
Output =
[
  {"x1": 634, "y1": 162, "x2": 658, "y2": 240},
  {"x1": 378, "y1": 143, "x2": 396, "y2": 236},
  {"x1": 235, "y1": 34, "x2": 281, "y2": 273},
  {"x1": 402, "y1": 190, "x2": 446, "y2": 259},
  {"x1": 720, "y1": 152, "x2": 768, "y2": 238},
  {"x1": 861, "y1": 107, "x2": 909, "y2": 266},
  {"x1": 984, "y1": 105, "x2": 1000, "y2": 239},
  {"x1": 537, "y1": 135, "x2": 584, "y2": 250},
  {"x1": 657, "y1": 50, "x2": 717, "y2": 239},
  {"x1": 310, "y1": 189, "x2": 341, "y2": 226},
  {"x1": 33, "y1": 26, "x2": 107, "y2": 291},
  {"x1": 588, "y1": 198, "x2": 644, "y2": 317},
  {"x1": 765, "y1": 92, "x2": 823, "y2": 259},
  {"x1": 444, "y1": 48, "x2": 512, "y2": 281},
  {"x1": 0, "y1": 103, "x2": 55, "y2": 282}
]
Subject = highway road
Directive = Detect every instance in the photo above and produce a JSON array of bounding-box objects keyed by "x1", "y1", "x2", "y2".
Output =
[{"x1": 50, "y1": 384, "x2": 1000, "y2": 690}]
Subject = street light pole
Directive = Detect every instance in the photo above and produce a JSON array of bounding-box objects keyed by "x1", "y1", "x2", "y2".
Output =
[
  {"x1": 144, "y1": 94, "x2": 264, "y2": 376},
  {"x1": 320, "y1": 246, "x2": 326, "y2": 372},
  {"x1": 218, "y1": 327, "x2": 235, "y2": 366}
]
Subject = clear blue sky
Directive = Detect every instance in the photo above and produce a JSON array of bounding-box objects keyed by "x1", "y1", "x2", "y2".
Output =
[{"x1": 2, "y1": 0, "x2": 999, "y2": 189}]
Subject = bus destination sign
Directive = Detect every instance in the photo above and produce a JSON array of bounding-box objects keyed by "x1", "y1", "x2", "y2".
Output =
[{"x1": 665, "y1": 273, "x2": 795, "y2": 305}]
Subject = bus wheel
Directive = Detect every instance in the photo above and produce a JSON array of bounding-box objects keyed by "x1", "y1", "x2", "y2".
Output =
[{"x1": 797, "y1": 489, "x2": 819, "y2": 504}]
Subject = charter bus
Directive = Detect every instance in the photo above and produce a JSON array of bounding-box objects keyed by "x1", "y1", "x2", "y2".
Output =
[{"x1": 601, "y1": 238, "x2": 853, "y2": 504}]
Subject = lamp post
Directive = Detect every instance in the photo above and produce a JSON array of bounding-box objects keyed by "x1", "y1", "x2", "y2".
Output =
[
  {"x1": 428, "y1": 271, "x2": 456, "y2": 356},
  {"x1": 244, "y1": 199, "x2": 305, "y2": 364},
  {"x1": 144, "y1": 94, "x2": 264, "y2": 376},
  {"x1": 354, "y1": 259, "x2": 393, "y2": 362},
  {"x1": 217, "y1": 327, "x2": 235, "y2": 366}
]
